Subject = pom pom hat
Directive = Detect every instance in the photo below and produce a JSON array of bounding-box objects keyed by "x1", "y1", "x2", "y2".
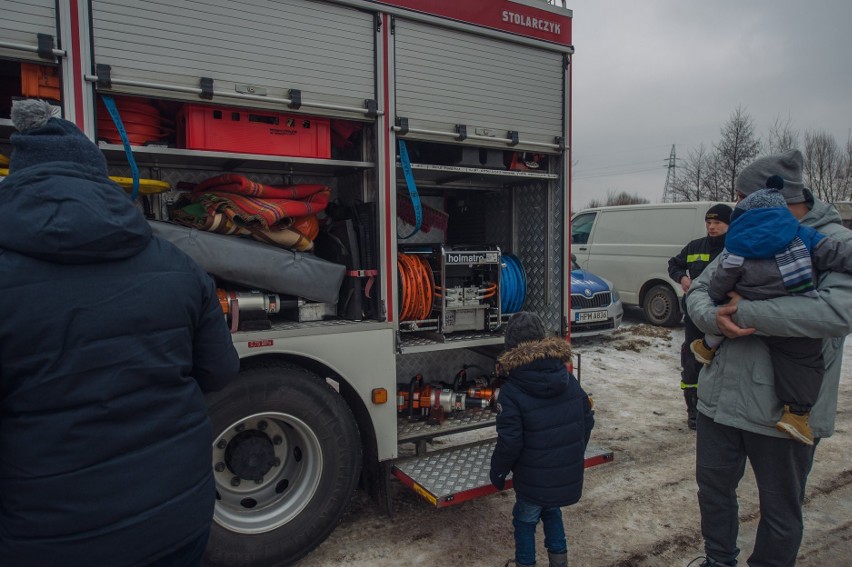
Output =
[
  {"x1": 504, "y1": 311, "x2": 547, "y2": 349},
  {"x1": 9, "y1": 98, "x2": 108, "y2": 176},
  {"x1": 730, "y1": 187, "x2": 788, "y2": 223}
]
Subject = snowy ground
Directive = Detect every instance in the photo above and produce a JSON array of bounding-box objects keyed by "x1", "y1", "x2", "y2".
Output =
[{"x1": 297, "y1": 309, "x2": 852, "y2": 567}]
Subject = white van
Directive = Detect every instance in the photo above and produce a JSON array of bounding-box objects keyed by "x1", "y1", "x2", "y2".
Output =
[
  {"x1": 571, "y1": 202, "x2": 730, "y2": 326},
  {"x1": 833, "y1": 201, "x2": 852, "y2": 230}
]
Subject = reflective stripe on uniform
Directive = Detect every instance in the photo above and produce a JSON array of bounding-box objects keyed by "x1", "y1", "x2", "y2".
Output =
[{"x1": 686, "y1": 253, "x2": 710, "y2": 263}]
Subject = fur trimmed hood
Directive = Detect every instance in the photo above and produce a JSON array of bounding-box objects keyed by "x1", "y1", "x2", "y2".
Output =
[{"x1": 498, "y1": 336, "x2": 573, "y2": 373}]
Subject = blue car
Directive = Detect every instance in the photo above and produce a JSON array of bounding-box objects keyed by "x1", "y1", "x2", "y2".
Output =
[{"x1": 570, "y1": 256, "x2": 623, "y2": 338}]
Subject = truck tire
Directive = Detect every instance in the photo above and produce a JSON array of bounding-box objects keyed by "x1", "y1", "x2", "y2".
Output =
[
  {"x1": 642, "y1": 284, "x2": 681, "y2": 327},
  {"x1": 204, "y1": 362, "x2": 362, "y2": 567}
]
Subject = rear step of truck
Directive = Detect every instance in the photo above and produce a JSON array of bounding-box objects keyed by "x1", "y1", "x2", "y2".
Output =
[
  {"x1": 392, "y1": 407, "x2": 613, "y2": 508},
  {"x1": 392, "y1": 440, "x2": 613, "y2": 508}
]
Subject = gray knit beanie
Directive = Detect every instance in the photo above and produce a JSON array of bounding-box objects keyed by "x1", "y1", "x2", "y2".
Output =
[
  {"x1": 504, "y1": 311, "x2": 546, "y2": 349},
  {"x1": 734, "y1": 149, "x2": 805, "y2": 204},
  {"x1": 9, "y1": 98, "x2": 108, "y2": 175}
]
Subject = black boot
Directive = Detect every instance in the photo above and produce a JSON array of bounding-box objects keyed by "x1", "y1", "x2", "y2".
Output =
[
  {"x1": 684, "y1": 388, "x2": 698, "y2": 430},
  {"x1": 548, "y1": 550, "x2": 568, "y2": 567}
]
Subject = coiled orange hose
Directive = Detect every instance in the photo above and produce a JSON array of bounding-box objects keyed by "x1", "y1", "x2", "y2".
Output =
[{"x1": 397, "y1": 253, "x2": 435, "y2": 321}]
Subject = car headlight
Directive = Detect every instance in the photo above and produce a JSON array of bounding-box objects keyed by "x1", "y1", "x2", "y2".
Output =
[{"x1": 611, "y1": 289, "x2": 621, "y2": 303}]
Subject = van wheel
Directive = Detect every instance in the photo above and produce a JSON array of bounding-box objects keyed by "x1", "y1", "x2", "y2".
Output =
[
  {"x1": 204, "y1": 362, "x2": 362, "y2": 567},
  {"x1": 642, "y1": 284, "x2": 681, "y2": 326}
]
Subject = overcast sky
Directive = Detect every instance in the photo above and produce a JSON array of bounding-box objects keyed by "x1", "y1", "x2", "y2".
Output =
[{"x1": 566, "y1": 0, "x2": 852, "y2": 210}]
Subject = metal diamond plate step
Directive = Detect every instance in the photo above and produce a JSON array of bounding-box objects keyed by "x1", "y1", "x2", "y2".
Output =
[
  {"x1": 391, "y1": 439, "x2": 614, "y2": 508},
  {"x1": 398, "y1": 407, "x2": 497, "y2": 443}
]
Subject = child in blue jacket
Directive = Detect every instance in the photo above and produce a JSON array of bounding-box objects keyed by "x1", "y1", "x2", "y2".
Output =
[
  {"x1": 490, "y1": 312, "x2": 595, "y2": 567},
  {"x1": 692, "y1": 184, "x2": 852, "y2": 445}
]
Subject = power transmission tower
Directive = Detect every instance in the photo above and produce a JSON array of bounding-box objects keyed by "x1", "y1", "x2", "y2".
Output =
[{"x1": 662, "y1": 144, "x2": 677, "y2": 202}]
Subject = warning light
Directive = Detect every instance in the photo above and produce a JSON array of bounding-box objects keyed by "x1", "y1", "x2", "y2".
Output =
[{"x1": 372, "y1": 388, "x2": 388, "y2": 405}]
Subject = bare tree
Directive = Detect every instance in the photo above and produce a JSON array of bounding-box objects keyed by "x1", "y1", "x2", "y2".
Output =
[
  {"x1": 669, "y1": 145, "x2": 710, "y2": 201},
  {"x1": 586, "y1": 190, "x2": 649, "y2": 209},
  {"x1": 702, "y1": 150, "x2": 729, "y2": 202},
  {"x1": 714, "y1": 106, "x2": 761, "y2": 200},
  {"x1": 843, "y1": 133, "x2": 852, "y2": 201},
  {"x1": 803, "y1": 130, "x2": 849, "y2": 202},
  {"x1": 670, "y1": 109, "x2": 849, "y2": 204},
  {"x1": 765, "y1": 113, "x2": 800, "y2": 154}
]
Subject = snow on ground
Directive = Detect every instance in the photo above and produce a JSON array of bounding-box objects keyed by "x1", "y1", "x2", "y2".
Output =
[{"x1": 297, "y1": 309, "x2": 852, "y2": 566}]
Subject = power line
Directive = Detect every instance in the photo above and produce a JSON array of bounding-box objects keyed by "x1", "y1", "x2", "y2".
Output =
[
  {"x1": 573, "y1": 157, "x2": 668, "y2": 179},
  {"x1": 574, "y1": 158, "x2": 665, "y2": 174},
  {"x1": 573, "y1": 165, "x2": 664, "y2": 181},
  {"x1": 572, "y1": 142, "x2": 675, "y2": 160}
]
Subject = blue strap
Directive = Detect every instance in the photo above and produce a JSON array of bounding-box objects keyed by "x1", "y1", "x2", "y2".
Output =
[
  {"x1": 100, "y1": 94, "x2": 139, "y2": 201},
  {"x1": 397, "y1": 139, "x2": 422, "y2": 239}
]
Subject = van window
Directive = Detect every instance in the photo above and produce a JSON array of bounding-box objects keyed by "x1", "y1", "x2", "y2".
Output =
[
  {"x1": 571, "y1": 212, "x2": 596, "y2": 244},
  {"x1": 593, "y1": 208, "x2": 696, "y2": 245}
]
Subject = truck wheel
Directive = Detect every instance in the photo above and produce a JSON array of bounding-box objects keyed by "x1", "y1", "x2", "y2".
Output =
[
  {"x1": 642, "y1": 284, "x2": 681, "y2": 327},
  {"x1": 204, "y1": 362, "x2": 362, "y2": 567}
]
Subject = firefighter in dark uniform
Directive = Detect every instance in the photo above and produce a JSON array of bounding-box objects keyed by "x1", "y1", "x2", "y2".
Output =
[{"x1": 668, "y1": 204, "x2": 732, "y2": 430}]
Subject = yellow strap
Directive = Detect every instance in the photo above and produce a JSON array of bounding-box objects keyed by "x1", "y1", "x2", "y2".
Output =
[
  {"x1": 686, "y1": 253, "x2": 710, "y2": 263},
  {"x1": 110, "y1": 176, "x2": 171, "y2": 194},
  {"x1": 0, "y1": 169, "x2": 170, "y2": 195}
]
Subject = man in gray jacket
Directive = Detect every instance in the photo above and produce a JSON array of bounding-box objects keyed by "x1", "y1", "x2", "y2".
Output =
[{"x1": 686, "y1": 149, "x2": 852, "y2": 567}]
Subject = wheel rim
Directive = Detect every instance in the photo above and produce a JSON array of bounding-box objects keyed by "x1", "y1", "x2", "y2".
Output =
[
  {"x1": 212, "y1": 412, "x2": 323, "y2": 534},
  {"x1": 648, "y1": 291, "x2": 672, "y2": 322}
]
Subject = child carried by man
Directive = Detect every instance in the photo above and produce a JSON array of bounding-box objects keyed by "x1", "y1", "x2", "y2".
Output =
[{"x1": 692, "y1": 180, "x2": 852, "y2": 444}]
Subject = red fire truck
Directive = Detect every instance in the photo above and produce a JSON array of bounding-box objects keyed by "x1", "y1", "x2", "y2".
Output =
[{"x1": 0, "y1": 1, "x2": 614, "y2": 565}]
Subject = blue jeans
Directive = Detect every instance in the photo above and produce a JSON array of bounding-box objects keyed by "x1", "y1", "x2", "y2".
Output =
[{"x1": 512, "y1": 495, "x2": 567, "y2": 565}]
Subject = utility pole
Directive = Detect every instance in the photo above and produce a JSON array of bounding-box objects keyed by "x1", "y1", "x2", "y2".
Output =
[{"x1": 662, "y1": 145, "x2": 677, "y2": 202}]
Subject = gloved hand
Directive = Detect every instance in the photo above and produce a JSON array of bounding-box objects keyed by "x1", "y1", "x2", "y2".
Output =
[{"x1": 490, "y1": 468, "x2": 507, "y2": 490}]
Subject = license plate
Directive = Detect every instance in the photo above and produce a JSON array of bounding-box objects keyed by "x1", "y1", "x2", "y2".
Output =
[{"x1": 575, "y1": 310, "x2": 608, "y2": 323}]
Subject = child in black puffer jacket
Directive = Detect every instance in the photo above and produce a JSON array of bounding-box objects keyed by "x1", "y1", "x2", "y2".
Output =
[{"x1": 490, "y1": 312, "x2": 595, "y2": 567}]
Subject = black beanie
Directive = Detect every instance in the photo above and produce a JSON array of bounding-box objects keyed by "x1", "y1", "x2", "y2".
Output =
[
  {"x1": 705, "y1": 203, "x2": 732, "y2": 225},
  {"x1": 9, "y1": 98, "x2": 108, "y2": 175},
  {"x1": 504, "y1": 311, "x2": 546, "y2": 349}
]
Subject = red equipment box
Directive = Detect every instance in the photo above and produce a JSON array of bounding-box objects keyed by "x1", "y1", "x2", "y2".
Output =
[
  {"x1": 177, "y1": 104, "x2": 330, "y2": 158},
  {"x1": 20, "y1": 63, "x2": 61, "y2": 101}
]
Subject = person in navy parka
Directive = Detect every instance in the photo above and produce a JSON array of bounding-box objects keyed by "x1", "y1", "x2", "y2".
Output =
[
  {"x1": 0, "y1": 99, "x2": 240, "y2": 566},
  {"x1": 490, "y1": 312, "x2": 594, "y2": 567}
]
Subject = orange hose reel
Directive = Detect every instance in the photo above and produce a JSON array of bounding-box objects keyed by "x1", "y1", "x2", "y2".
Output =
[{"x1": 397, "y1": 253, "x2": 434, "y2": 321}]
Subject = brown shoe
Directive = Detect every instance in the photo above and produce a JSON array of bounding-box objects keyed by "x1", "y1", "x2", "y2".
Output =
[
  {"x1": 690, "y1": 339, "x2": 716, "y2": 365},
  {"x1": 775, "y1": 406, "x2": 814, "y2": 445}
]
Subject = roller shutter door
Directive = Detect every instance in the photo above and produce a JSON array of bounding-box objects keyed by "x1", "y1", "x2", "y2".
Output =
[
  {"x1": 91, "y1": 0, "x2": 375, "y2": 117},
  {"x1": 394, "y1": 18, "x2": 564, "y2": 150},
  {"x1": 0, "y1": 0, "x2": 58, "y2": 63}
]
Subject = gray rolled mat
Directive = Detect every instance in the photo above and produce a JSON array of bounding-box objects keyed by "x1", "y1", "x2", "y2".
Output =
[{"x1": 150, "y1": 221, "x2": 345, "y2": 304}]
